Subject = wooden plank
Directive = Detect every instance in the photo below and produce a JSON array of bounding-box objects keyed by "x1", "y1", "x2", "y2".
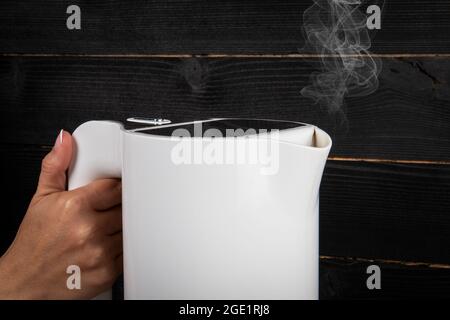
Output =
[
  {"x1": 320, "y1": 160, "x2": 450, "y2": 263},
  {"x1": 2, "y1": 144, "x2": 449, "y2": 263},
  {"x1": 0, "y1": 1, "x2": 448, "y2": 54},
  {"x1": 1, "y1": 57, "x2": 449, "y2": 160},
  {"x1": 319, "y1": 257, "x2": 450, "y2": 299}
]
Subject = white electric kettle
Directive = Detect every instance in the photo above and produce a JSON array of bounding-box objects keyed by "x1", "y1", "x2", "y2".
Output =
[{"x1": 68, "y1": 118, "x2": 331, "y2": 300}]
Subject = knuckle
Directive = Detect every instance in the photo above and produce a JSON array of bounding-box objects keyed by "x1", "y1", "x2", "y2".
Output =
[
  {"x1": 93, "y1": 265, "x2": 116, "y2": 287},
  {"x1": 63, "y1": 194, "x2": 85, "y2": 213},
  {"x1": 89, "y1": 245, "x2": 107, "y2": 267},
  {"x1": 73, "y1": 223, "x2": 94, "y2": 247},
  {"x1": 86, "y1": 245, "x2": 107, "y2": 269}
]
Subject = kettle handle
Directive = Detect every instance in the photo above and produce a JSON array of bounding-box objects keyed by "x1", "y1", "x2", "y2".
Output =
[{"x1": 68, "y1": 120, "x2": 123, "y2": 300}]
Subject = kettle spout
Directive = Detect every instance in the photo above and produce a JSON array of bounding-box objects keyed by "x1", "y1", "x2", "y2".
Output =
[
  {"x1": 273, "y1": 125, "x2": 331, "y2": 218},
  {"x1": 312, "y1": 126, "x2": 332, "y2": 152}
]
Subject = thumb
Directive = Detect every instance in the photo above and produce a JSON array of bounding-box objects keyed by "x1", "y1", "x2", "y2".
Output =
[{"x1": 35, "y1": 130, "x2": 73, "y2": 198}]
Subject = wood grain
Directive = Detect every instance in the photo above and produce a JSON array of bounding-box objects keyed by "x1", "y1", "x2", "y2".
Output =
[
  {"x1": 319, "y1": 257, "x2": 450, "y2": 299},
  {"x1": 1, "y1": 57, "x2": 449, "y2": 160},
  {"x1": 2, "y1": 144, "x2": 449, "y2": 263},
  {"x1": 0, "y1": 0, "x2": 448, "y2": 54}
]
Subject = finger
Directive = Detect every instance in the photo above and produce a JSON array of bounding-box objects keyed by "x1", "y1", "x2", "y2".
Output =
[
  {"x1": 82, "y1": 179, "x2": 122, "y2": 211},
  {"x1": 96, "y1": 205, "x2": 122, "y2": 235},
  {"x1": 34, "y1": 130, "x2": 73, "y2": 199}
]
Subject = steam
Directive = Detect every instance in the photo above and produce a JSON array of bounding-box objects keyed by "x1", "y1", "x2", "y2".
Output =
[{"x1": 301, "y1": 0, "x2": 382, "y2": 112}]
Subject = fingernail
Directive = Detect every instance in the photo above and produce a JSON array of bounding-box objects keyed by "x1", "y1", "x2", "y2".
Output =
[{"x1": 54, "y1": 130, "x2": 64, "y2": 148}]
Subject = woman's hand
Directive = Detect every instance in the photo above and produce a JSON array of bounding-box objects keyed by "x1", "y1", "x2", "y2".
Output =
[{"x1": 0, "y1": 130, "x2": 122, "y2": 299}]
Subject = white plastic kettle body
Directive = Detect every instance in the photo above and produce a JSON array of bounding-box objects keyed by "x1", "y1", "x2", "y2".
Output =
[{"x1": 68, "y1": 118, "x2": 332, "y2": 300}]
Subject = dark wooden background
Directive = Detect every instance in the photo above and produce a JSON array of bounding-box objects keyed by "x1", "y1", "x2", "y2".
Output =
[{"x1": 1, "y1": 0, "x2": 449, "y2": 299}]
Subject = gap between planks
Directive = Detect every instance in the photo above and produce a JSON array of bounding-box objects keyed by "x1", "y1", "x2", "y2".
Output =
[
  {"x1": 2, "y1": 53, "x2": 450, "y2": 59},
  {"x1": 328, "y1": 156, "x2": 450, "y2": 165},
  {"x1": 320, "y1": 255, "x2": 450, "y2": 270}
]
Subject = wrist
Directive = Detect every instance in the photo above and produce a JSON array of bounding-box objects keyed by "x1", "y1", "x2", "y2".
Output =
[{"x1": 0, "y1": 252, "x2": 43, "y2": 299}]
